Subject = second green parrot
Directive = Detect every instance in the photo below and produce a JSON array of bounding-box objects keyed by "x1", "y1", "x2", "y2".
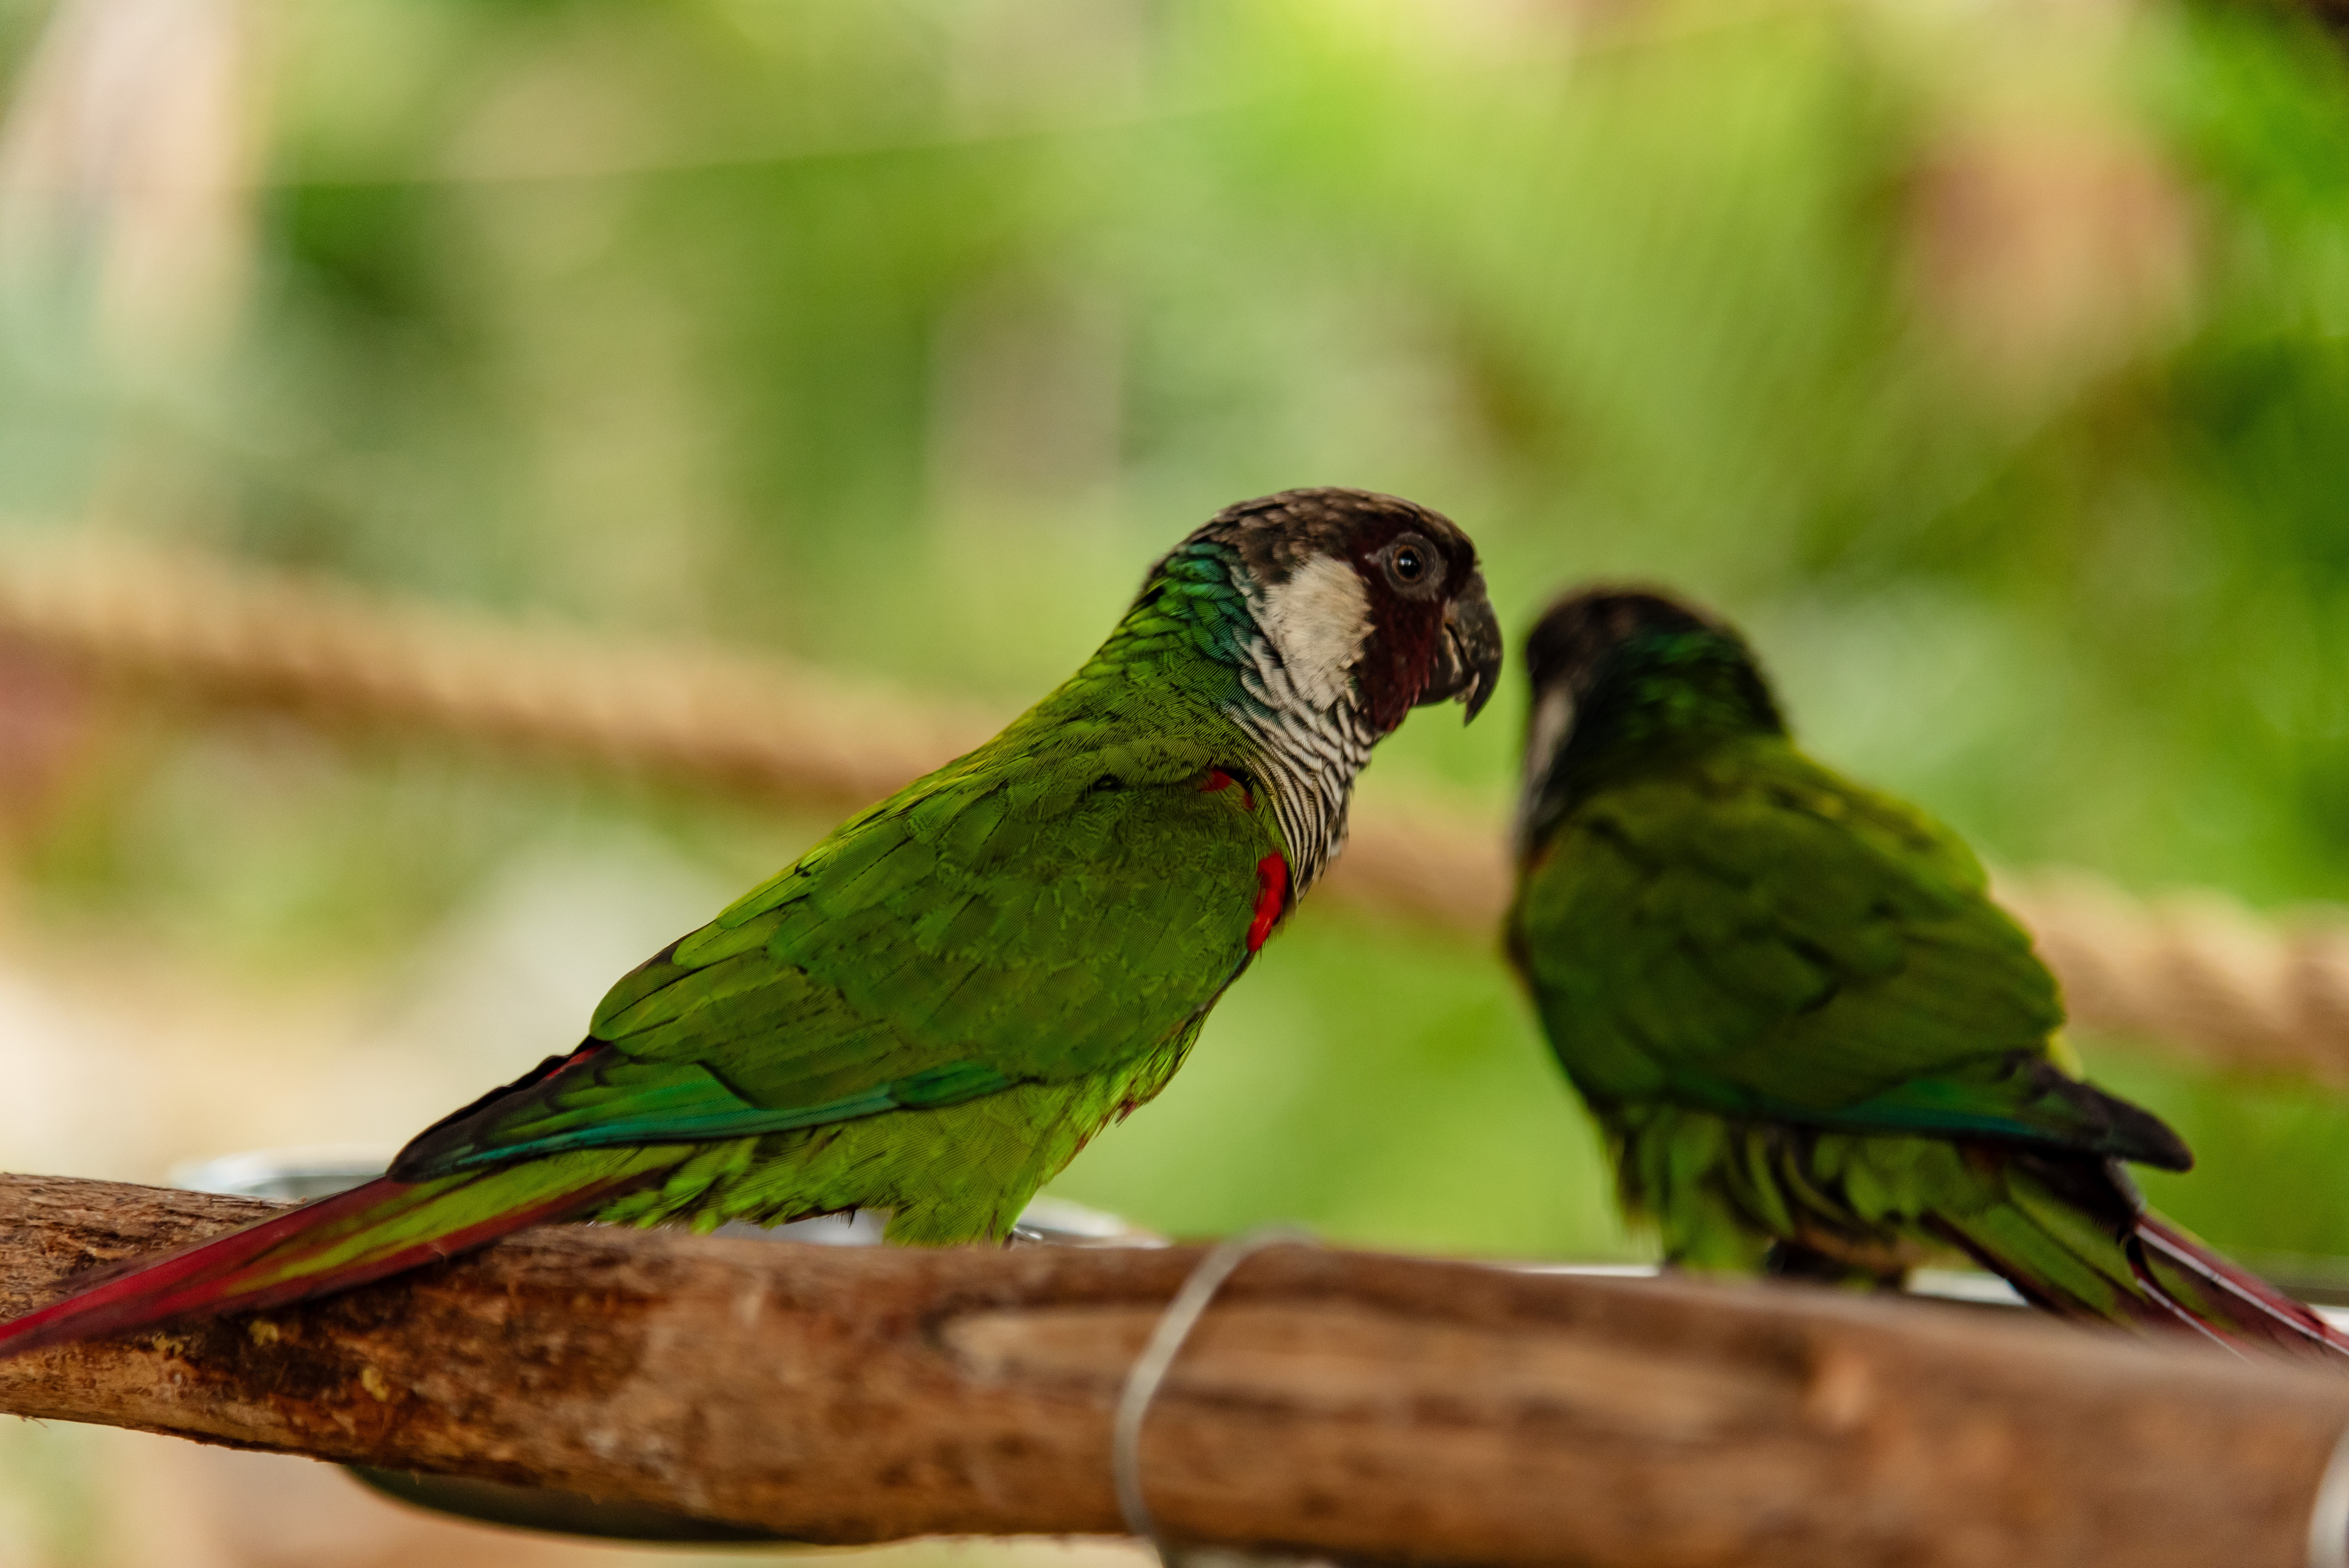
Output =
[{"x1": 1508, "y1": 585, "x2": 2346, "y2": 1357}]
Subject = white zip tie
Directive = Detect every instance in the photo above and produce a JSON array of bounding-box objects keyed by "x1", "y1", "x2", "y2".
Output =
[
  {"x1": 1112, "y1": 1224, "x2": 1318, "y2": 1565},
  {"x1": 2309, "y1": 1416, "x2": 2349, "y2": 1568}
]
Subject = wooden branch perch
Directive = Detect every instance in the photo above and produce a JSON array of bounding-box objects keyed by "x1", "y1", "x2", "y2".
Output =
[{"x1": 4, "y1": 1174, "x2": 2348, "y2": 1566}]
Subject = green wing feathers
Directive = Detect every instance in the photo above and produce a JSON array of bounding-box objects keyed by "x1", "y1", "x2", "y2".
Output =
[
  {"x1": 396, "y1": 730, "x2": 1282, "y2": 1199},
  {"x1": 1511, "y1": 738, "x2": 2181, "y2": 1166}
]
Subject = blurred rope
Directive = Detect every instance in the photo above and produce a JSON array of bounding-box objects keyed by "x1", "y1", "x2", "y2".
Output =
[
  {"x1": 1, "y1": 536, "x2": 2344, "y2": 1079},
  {"x1": 0, "y1": 536, "x2": 999, "y2": 810}
]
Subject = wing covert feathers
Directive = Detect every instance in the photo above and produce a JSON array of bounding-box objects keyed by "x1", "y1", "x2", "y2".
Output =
[{"x1": 1513, "y1": 741, "x2": 2170, "y2": 1159}]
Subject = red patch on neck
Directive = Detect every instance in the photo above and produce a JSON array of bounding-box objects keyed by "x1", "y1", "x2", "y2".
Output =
[
  {"x1": 1198, "y1": 768, "x2": 1255, "y2": 811},
  {"x1": 1247, "y1": 853, "x2": 1290, "y2": 952}
]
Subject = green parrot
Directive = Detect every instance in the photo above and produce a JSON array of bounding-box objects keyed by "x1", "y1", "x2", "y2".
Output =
[
  {"x1": 1506, "y1": 585, "x2": 2347, "y2": 1356},
  {"x1": 0, "y1": 487, "x2": 1501, "y2": 1356}
]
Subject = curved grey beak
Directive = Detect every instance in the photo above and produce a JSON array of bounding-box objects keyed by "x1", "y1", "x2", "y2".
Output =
[{"x1": 1419, "y1": 570, "x2": 1504, "y2": 723}]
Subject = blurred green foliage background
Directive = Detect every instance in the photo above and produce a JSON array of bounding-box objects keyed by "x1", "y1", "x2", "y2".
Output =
[
  {"x1": 18, "y1": 0, "x2": 2349, "y2": 1558},
  {"x1": 7, "y1": 0, "x2": 2349, "y2": 1283}
]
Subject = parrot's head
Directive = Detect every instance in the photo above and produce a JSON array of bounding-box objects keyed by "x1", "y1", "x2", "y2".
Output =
[
  {"x1": 1183, "y1": 486, "x2": 1502, "y2": 736},
  {"x1": 1513, "y1": 585, "x2": 1783, "y2": 855}
]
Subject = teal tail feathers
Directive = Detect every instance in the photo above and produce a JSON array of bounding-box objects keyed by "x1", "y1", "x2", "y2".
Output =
[
  {"x1": 1936, "y1": 1156, "x2": 2349, "y2": 1361},
  {"x1": 0, "y1": 1153, "x2": 658, "y2": 1360}
]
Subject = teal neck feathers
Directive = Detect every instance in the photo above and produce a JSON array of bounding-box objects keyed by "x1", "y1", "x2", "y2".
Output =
[{"x1": 1042, "y1": 538, "x2": 1376, "y2": 891}]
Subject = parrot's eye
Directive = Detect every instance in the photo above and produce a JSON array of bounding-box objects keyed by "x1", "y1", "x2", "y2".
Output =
[{"x1": 1382, "y1": 533, "x2": 1442, "y2": 593}]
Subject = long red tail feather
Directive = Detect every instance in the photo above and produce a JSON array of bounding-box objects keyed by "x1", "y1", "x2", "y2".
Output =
[
  {"x1": 2130, "y1": 1213, "x2": 2349, "y2": 1361},
  {"x1": 0, "y1": 1163, "x2": 646, "y2": 1360}
]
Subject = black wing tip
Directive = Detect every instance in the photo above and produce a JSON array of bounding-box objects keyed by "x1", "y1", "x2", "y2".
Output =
[
  {"x1": 389, "y1": 1042, "x2": 609, "y2": 1181},
  {"x1": 2069, "y1": 1071, "x2": 2194, "y2": 1171},
  {"x1": 2112, "y1": 1104, "x2": 2195, "y2": 1172},
  {"x1": 2016, "y1": 1054, "x2": 2194, "y2": 1172}
]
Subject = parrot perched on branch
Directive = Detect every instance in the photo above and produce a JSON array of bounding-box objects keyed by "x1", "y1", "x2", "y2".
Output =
[
  {"x1": 1506, "y1": 585, "x2": 2349, "y2": 1358},
  {"x1": 0, "y1": 487, "x2": 1501, "y2": 1358}
]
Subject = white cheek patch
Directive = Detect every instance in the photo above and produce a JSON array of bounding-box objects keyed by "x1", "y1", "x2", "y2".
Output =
[
  {"x1": 1513, "y1": 685, "x2": 1577, "y2": 851},
  {"x1": 1261, "y1": 554, "x2": 1371, "y2": 711},
  {"x1": 1525, "y1": 687, "x2": 1575, "y2": 772}
]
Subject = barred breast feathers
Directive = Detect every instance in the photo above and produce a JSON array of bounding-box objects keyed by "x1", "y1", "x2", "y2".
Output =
[{"x1": 1231, "y1": 568, "x2": 1379, "y2": 894}]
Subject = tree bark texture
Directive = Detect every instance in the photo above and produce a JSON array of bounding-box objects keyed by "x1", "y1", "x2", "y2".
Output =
[{"x1": 2, "y1": 1174, "x2": 2347, "y2": 1567}]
